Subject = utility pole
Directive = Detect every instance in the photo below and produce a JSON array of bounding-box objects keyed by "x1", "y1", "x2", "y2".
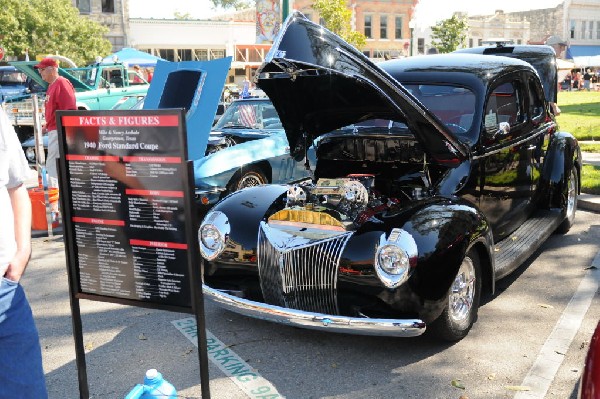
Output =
[{"x1": 282, "y1": 0, "x2": 289, "y2": 21}]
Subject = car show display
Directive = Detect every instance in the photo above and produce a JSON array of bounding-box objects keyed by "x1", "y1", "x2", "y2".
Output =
[
  {"x1": 194, "y1": 97, "x2": 314, "y2": 213},
  {"x1": 198, "y1": 12, "x2": 581, "y2": 341},
  {"x1": 4, "y1": 60, "x2": 149, "y2": 142}
]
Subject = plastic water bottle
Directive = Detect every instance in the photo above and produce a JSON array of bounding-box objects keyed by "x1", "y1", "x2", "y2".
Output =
[{"x1": 124, "y1": 369, "x2": 177, "y2": 399}]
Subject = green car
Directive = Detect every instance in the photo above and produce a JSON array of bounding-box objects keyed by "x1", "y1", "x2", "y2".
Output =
[{"x1": 4, "y1": 60, "x2": 149, "y2": 141}]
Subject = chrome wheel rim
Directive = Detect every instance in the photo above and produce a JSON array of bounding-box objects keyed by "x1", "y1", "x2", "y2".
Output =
[
  {"x1": 238, "y1": 173, "x2": 264, "y2": 189},
  {"x1": 449, "y1": 257, "x2": 476, "y2": 324},
  {"x1": 565, "y1": 169, "x2": 577, "y2": 221}
]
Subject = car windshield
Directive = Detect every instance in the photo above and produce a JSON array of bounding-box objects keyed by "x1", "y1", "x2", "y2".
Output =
[
  {"x1": 214, "y1": 100, "x2": 282, "y2": 130},
  {"x1": 403, "y1": 84, "x2": 476, "y2": 134},
  {"x1": 0, "y1": 69, "x2": 27, "y2": 86}
]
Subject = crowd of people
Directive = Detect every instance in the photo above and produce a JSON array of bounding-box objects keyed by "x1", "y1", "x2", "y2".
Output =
[{"x1": 561, "y1": 69, "x2": 599, "y2": 91}]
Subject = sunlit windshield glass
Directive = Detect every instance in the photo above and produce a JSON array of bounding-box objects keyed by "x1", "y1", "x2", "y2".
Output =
[
  {"x1": 403, "y1": 84, "x2": 476, "y2": 134},
  {"x1": 214, "y1": 100, "x2": 282, "y2": 130},
  {"x1": 0, "y1": 70, "x2": 26, "y2": 85}
]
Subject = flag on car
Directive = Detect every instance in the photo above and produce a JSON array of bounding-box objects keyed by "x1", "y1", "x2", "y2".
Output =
[{"x1": 238, "y1": 104, "x2": 256, "y2": 127}]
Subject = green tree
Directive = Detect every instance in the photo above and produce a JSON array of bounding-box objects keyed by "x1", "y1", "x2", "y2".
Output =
[
  {"x1": 0, "y1": 0, "x2": 111, "y2": 65},
  {"x1": 209, "y1": 0, "x2": 251, "y2": 10},
  {"x1": 312, "y1": 0, "x2": 366, "y2": 50},
  {"x1": 430, "y1": 14, "x2": 468, "y2": 53}
]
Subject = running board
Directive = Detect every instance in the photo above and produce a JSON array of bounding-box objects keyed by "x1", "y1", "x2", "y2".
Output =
[{"x1": 494, "y1": 209, "x2": 563, "y2": 280}]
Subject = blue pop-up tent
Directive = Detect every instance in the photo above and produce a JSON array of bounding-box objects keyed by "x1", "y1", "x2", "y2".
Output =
[{"x1": 102, "y1": 47, "x2": 164, "y2": 67}]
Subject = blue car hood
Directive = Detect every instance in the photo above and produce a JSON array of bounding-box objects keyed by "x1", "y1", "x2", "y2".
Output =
[{"x1": 194, "y1": 132, "x2": 289, "y2": 185}]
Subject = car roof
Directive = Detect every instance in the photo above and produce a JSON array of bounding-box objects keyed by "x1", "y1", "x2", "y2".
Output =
[
  {"x1": 454, "y1": 45, "x2": 557, "y2": 103},
  {"x1": 380, "y1": 53, "x2": 536, "y2": 88}
]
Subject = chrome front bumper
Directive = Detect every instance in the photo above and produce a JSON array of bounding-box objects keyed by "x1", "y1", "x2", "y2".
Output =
[{"x1": 203, "y1": 285, "x2": 427, "y2": 337}]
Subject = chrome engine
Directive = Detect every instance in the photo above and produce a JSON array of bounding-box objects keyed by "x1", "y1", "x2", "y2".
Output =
[{"x1": 280, "y1": 173, "x2": 429, "y2": 229}]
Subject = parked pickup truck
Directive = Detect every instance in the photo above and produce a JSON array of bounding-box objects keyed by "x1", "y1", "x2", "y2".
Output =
[{"x1": 2, "y1": 61, "x2": 149, "y2": 142}]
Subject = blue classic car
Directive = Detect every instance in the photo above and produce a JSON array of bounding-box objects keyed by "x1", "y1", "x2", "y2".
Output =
[
  {"x1": 197, "y1": 12, "x2": 580, "y2": 341},
  {"x1": 194, "y1": 97, "x2": 314, "y2": 213},
  {"x1": 0, "y1": 65, "x2": 45, "y2": 104}
]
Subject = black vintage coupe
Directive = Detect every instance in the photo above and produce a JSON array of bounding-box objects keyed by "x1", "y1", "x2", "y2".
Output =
[{"x1": 198, "y1": 13, "x2": 581, "y2": 341}]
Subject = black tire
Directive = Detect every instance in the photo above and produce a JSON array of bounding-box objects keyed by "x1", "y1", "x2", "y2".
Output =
[
  {"x1": 429, "y1": 249, "x2": 482, "y2": 342},
  {"x1": 556, "y1": 165, "x2": 578, "y2": 234},
  {"x1": 228, "y1": 166, "x2": 268, "y2": 192}
]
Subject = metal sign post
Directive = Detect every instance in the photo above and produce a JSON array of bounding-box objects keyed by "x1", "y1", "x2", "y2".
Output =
[{"x1": 31, "y1": 94, "x2": 54, "y2": 236}]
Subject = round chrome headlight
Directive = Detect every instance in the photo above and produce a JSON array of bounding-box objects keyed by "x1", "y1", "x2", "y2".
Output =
[
  {"x1": 374, "y1": 229, "x2": 417, "y2": 288},
  {"x1": 25, "y1": 147, "x2": 36, "y2": 163},
  {"x1": 377, "y1": 245, "x2": 410, "y2": 274},
  {"x1": 198, "y1": 211, "x2": 230, "y2": 260}
]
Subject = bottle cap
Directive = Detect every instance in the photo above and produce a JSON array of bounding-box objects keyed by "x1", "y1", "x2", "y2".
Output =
[{"x1": 146, "y1": 369, "x2": 159, "y2": 380}]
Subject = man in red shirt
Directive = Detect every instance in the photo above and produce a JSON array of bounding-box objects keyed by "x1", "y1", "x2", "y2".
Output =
[{"x1": 34, "y1": 58, "x2": 76, "y2": 215}]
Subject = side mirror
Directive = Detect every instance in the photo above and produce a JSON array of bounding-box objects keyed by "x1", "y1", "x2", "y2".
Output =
[{"x1": 494, "y1": 121, "x2": 510, "y2": 139}]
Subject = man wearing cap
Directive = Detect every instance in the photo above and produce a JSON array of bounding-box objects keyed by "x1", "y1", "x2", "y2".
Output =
[{"x1": 34, "y1": 58, "x2": 76, "y2": 216}]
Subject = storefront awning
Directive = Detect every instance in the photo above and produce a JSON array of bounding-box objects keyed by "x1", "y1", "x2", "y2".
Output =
[{"x1": 566, "y1": 45, "x2": 600, "y2": 58}]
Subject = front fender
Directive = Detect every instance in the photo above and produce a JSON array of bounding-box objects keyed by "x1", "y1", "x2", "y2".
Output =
[
  {"x1": 540, "y1": 131, "x2": 581, "y2": 209},
  {"x1": 396, "y1": 198, "x2": 492, "y2": 302},
  {"x1": 204, "y1": 184, "x2": 288, "y2": 251},
  {"x1": 193, "y1": 133, "x2": 289, "y2": 187}
]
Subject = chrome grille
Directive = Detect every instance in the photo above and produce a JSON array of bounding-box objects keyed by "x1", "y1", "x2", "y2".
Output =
[{"x1": 257, "y1": 222, "x2": 352, "y2": 314}]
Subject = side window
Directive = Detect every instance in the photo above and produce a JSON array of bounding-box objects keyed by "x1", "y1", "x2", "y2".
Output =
[
  {"x1": 484, "y1": 81, "x2": 523, "y2": 142},
  {"x1": 528, "y1": 77, "x2": 545, "y2": 121}
]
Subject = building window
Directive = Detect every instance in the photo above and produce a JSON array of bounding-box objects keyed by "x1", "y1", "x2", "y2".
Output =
[
  {"x1": 417, "y1": 38, "x2": 425, "y2": 55},
  {"x1": 207, "y1": 49, "x2": 225, "y2": 60},
  {"x1": 395, "y1": 16, "x2": 402, "y2": 39},
  {"x1": 362, "y1": 50, "x2": 371, "y2": 58},
  {"x1": 304, "y1": 13, "x2": 312, "y2": 22},
  {"x1": 581, "y1": 20, "x2": 586, "y2": 39},
  {"x1": 364, "y1": 15, "x2": 372, "y2": 39},
  {"x1": 517, "y1": 39, "x2": 522, "y2": 44},
  {"x1": 380, "y1": 15, "x2": 388, "y2": 39},
  {"x1": 469, "y1": 38, "x2": 473, "y2": 47},
  {"x1": 159, "y1": 49, "x2": 175, "y2": 61},
  {"x1": 76, "y1": 0, "x2": 91, "y2": 13},
  {"x1": 102, "y1": 0, "x2": 114, "y2": 13},
  {"x1": 570, "y1": 20, "x2": 576, "y2": 39},
  {"x1": 588, "y1": 21, "x2": 594, "y2": 39},
  {"x1": 178, "y1": 49, "x2": 193, "y2": 61},
  {"x1": 194, "y1": 49, "x2": 208, "y2": 61},
  {"x1": 319, "y1": 17, "x2": 325, "y2": 26},
  {"x1": 478, "y1": 38, "x2": 483, "y2": 46},
  {"x1": 597, "y1": 22, "x2": 600, "y2": 39}
]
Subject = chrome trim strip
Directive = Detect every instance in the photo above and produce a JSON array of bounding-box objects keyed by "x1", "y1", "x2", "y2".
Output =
[
  {"x1": 203, "y1": 285, "x2": 427, "y2": 337},
  {"x1": 472, "y1": 125, "x2": 549, "y2": 160},
  {"x1": 195, "y1": 188, "x2": 226, "y2": 195}
]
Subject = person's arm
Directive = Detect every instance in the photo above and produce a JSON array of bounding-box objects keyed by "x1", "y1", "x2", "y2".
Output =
[{"x1": 5, "y1": 184, "x2": 32, "y2": 282}]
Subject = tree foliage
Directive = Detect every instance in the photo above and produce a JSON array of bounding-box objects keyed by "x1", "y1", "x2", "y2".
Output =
[
  {"x1": 209, "y1": 0, "x2": 252, "y2": 10},
  {"x1": 0, "y1": 0, "x2": 112, "y2": 65},
  {"x1": 312, "y1": 0, "x2": 366, "y2": 50},
  {"x1": 430, "y1": 14, "x2": 468, "y2": 53}
]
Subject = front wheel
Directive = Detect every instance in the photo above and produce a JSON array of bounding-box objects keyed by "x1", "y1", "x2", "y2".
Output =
[
  {"x1": 429, "y1": 249, "x2": 481, "y2": 342},
  {"x1": 556, "y1": 165, "x2": 578, "y2": 234}
]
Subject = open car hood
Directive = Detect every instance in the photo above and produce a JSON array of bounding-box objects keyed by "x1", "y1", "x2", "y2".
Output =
[
  {"x1": 9, "y1": 61, "x2": 92, "y2": 92},
  {"x1": 255, "y1": 12, "x2": 469, "y2": 167}
]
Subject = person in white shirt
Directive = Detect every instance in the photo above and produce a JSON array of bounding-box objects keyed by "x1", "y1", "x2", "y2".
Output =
[{"x1": 0, "y1": 106, "x2": 48, "y2": 398}]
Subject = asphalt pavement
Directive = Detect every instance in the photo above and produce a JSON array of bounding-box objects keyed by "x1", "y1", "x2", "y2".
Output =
[{"x1": 20, "y1": 151, "x2": 600, "y2": 398}]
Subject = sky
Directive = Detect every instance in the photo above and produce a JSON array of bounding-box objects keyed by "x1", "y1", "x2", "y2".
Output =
[{"x1": 129, "y1": 0, "x2": 564, "y2": 27}]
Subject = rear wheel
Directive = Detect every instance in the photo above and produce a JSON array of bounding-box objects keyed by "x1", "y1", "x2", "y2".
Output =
[
  {"x1": 556, "y1": 165, "x2": 578, "y2": 234},
  {"x1": 430, "y1": 249, "x2": 481, "y2": 342}
]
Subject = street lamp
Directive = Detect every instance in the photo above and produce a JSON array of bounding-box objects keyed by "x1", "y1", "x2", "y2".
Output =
[{"x1": 408, "y1": 20, "x2": 416, "y2": 56}]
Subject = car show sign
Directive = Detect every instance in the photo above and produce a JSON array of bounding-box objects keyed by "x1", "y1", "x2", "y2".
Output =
[{"x1": 56, "y1": 109, "x2": 211, "y2": 398}]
